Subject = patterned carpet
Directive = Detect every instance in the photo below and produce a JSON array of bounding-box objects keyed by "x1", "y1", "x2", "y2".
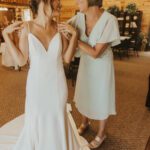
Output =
[{"x1": 0, "y1": 53, "x2": 150, "y2": 150}]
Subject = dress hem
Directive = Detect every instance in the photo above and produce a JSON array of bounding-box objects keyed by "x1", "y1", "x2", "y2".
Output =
[{"x1": 74, "y1": 101, "x2": 117, "y2": 120}]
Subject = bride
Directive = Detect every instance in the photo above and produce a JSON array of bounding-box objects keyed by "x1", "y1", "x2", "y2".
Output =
[{"x1": 2, "y1": 0, "x2": 78, "y2": 149}]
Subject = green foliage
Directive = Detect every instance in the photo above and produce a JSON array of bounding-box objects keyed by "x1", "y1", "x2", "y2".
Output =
[
  {"x1": 107, "y1": 5, "x2": 120, "y2": 15},
  {"x1": 125, "y1": 3, "x2": 138, "y2": 14}
]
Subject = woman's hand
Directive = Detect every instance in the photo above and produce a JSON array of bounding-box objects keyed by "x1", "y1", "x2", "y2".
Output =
[
  {"x1": 58, "y1": 22, "x2": 77, "y2": 39},
  {"x1": 58, "y1": 23, "x2": 78, "y2": 63},
  {"x1": 2, "y1": 21, "x2": 29, "y2": 66},
  {"x1": 3, "y1": 21, "x2": 23, "y2": 35}
]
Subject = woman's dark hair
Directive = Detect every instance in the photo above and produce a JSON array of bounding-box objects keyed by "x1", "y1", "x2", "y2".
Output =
[
  {"x1": 29, "y1": 0, "x2": 53, "y2": 14},
  {"x1": 88, "y1": 0, "x2": 103, "y2": 7}
]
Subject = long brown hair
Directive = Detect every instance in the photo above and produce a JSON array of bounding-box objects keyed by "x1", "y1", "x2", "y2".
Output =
[
  {"x1": 29, "y1": 0, "x2": 53, "y2": 14},
  {"x1": 87, "y1": 0, "x2": 103, "y2": 7}
]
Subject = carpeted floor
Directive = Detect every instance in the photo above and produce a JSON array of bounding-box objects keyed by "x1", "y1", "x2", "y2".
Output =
[{"x1": 0, "y1": 53, "x2": 150, "y2": 150}]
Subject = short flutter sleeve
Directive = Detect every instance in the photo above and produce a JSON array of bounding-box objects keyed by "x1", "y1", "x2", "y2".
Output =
[
  {"x1": 67, "y1": 15, "x2": 77, "y2": 28},
  {"x1": 67, "y1": 12, "x2": 84, "y2": 29},
  {"x1": 67, "y1": 13, "x2": 82, "y2": 57},
  {"x1": 96, "y1": 16, "x2": 121, "y2": 47}
]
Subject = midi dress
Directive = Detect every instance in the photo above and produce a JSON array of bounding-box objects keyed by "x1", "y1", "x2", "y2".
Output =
[{"x1": 69, "y1": 11, "x2": 120, "y2": 120}]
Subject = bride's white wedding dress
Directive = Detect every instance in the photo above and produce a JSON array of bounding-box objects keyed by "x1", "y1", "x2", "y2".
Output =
[{"x1": 1, "y1": 32, "x2": 74, "y2": 150}]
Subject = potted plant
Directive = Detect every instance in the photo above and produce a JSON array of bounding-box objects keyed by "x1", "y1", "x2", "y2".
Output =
[
  {"x1": 107, "y1": 5, "x2": 120, "y2": 17},
  {"x1": 125, "y1": 3, "x2": 138, "y2": 15}
]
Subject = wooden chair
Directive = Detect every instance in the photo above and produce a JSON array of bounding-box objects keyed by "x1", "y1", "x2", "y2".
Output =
[
  {"x1": 67, "y1": 57, "x2": 80, "y2": 86},
  {"x1": 113, "y1": 39, "x2": 130, "y2": 59}
]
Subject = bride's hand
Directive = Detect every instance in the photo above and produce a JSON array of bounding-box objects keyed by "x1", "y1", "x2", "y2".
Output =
[
  {"x1": 58, "y1": 22, "x2": 77, "y2": 36},
  {"x1": 3, "y1": 21, "x2": 23, "y2": 35}
]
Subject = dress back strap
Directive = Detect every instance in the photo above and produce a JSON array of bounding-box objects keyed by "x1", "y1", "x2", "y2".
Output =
[{"x1": 27, "y1": 21, "x2": 30, "y2": 33}]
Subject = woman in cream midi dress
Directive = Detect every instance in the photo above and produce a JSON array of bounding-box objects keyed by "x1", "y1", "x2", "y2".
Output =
[{"x1": 69, "y1": 10, "x2": 120, "y2": 120}]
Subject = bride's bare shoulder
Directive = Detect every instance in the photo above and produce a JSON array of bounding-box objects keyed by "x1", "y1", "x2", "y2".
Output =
[{"x1": 20, "y1": 21, "x2": 31, "y2": 35}]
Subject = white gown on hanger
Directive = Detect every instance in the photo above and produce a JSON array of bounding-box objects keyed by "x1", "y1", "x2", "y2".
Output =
[{"x1": 0, "y1": 32, "x2": 75, "y2": 150}]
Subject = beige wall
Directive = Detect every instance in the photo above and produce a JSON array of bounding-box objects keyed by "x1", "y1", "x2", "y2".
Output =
[{"x1": 61, "y1": 0, "x2": 150, "y2": 33}]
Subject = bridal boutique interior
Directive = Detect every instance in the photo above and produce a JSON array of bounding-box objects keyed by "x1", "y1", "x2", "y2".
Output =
[{"x1": 0, "y1": 0, "x2": 150, "y2": 150}]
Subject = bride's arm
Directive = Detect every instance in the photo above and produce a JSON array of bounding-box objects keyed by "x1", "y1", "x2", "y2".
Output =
[
  {"x1": 58, "y1": 23, "x2": 78, "y2": 64},
  {"x1": 2, "y1": 22, "x2": 29, "y2": 66}
]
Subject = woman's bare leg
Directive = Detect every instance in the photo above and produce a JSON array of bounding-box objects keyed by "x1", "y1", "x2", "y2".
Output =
[
  {"x1": 78, "y1": 115, "x2": 89, "y2": 134},
  {"x1": 82, "y1": 115, "x2": 89, "y2": 125},
  {"x1": 97, "y1": 119, "x2": 107, "y2": 138},
  {"x1": 89, "y1": 119, "x2": 108, "y2": 149}
]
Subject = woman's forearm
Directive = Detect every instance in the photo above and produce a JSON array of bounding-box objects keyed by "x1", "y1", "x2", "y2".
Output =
[
  {"x1": 78, "y1": 40, "x2": 108, "y2": 59},
  {"x1": 2, "y1": 31, "x2": 26, "y2": 66},
  {"x1": 63, "y1": 32, "x2": 78, "y2": 63},
  {"x1": 78, "y1": 40, "x2": 96, "y2": 57}
]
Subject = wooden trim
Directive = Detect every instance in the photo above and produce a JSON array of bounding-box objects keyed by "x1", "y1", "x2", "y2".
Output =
[{"x1": 0, "y1": 2, "x2": 29, "y2": 7}]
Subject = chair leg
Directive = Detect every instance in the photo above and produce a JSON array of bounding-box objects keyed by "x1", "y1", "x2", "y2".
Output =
[
  {"x1": 137, "y1": 51, "x2": 139, "y2": 57},
  {"x1": 134, "y1": 49, "x2": 139, "y2": 57},
  {"x1": 127, "y1": 50, "x2": 130, "y2": 59},
  {"x1": 119, "y1": 49, "x2": 122, "y2": 60},
  {"x1": 18, "y1": 66, "x2": 21, "y2": 72}
]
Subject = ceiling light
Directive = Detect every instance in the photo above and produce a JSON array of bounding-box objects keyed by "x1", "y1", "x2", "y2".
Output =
[{"x1": 0, "y1": 7, "x2": 8, "y2": 11}]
